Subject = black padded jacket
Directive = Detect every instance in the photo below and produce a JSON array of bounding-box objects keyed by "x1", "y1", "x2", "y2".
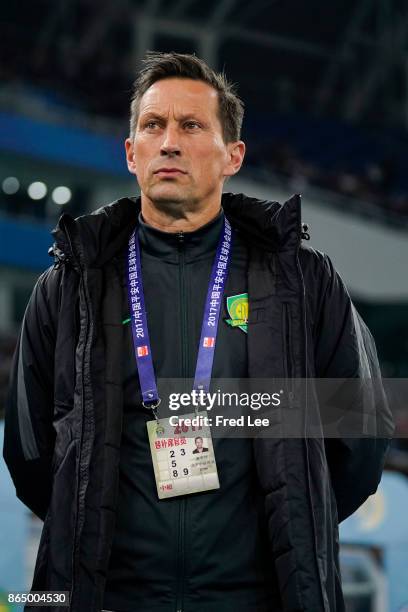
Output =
[{"x1": 3, "y1": 192, "x2": 393, "y2": 612}]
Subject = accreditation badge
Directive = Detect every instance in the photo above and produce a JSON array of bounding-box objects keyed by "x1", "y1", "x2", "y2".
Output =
[{"x1": 146, "y1": 411, "x2": 220, "y2": 499}]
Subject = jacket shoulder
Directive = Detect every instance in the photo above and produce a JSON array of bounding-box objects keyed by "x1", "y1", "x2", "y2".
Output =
[
  {"x1": 297, "y1": 244, "x2": 352, "y2": 335},
  {"x1": 298, "y1": 244, "x2": 343, "y2": 293},
  {"x1": 298, "y1": 243, "x2": 335, "y2": 275},
  {"x1": 36, "y1": 264, "x2": 63, "y2": 305},
  {"x1": 29, "y1": 263, "x2": 77, "y2": 332}
]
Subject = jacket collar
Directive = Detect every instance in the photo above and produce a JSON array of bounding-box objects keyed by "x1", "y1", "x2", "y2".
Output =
[{"x1": 51, "y1": 192, "x2": 303, "y2": 268}]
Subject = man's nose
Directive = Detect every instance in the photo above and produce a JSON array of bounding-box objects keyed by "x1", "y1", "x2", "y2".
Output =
[{"x1": 160, "y1": 126, "x2": 181, "y2": 156}]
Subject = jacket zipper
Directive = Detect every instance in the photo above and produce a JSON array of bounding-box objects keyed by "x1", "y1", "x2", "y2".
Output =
[
  {"x1": 63, "y1": 220, "x2": 92, "y2": 611},
  {"x1": 282, "y1": 303, "x2": 295, "y2": 379},
  {"x1": 282, "y1": 302, "x2": 296, "y2": 410},
  {"x1": 295, "y1": 245, "x2": 327, "y2": 610},
  {"x1": 176, "y1": 231, "x2": 187, "y2": 612}
]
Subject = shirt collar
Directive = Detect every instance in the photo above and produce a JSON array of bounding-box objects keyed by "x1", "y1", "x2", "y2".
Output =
[{"x1": 137, "y1": 208, "x2": 225, "y2": 263}]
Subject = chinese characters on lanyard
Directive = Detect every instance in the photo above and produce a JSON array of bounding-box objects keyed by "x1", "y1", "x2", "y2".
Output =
[
  {"x1": 126, "y1": 214, "x2": 233, "y2": 499},
  {"x1": 126, "y1": 214, "x2": 233, "y2": 413}
]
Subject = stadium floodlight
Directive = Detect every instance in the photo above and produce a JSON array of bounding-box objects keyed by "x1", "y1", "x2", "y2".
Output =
[
  {"x1": 27, "y1": 181, "x2": 47, "y2": 200},
  {"x1": 52, "y1": 186, "x2": 72, "y2": 205},
  {"x1": 2, "y1": 176, "x2": 20, "y2": 195}
]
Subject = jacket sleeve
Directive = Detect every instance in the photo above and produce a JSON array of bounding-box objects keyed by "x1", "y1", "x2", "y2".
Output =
[
  {"x1": 3, "y1": 265, "x2": 60, "y2": 521},
  {"x1": 311, "y1": 251, "x2": 394, "y2": 523}
]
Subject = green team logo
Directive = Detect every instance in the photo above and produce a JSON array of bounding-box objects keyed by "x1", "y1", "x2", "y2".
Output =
[{"x1": 225, "y1": 293, "x2": 248, "y2": 334}]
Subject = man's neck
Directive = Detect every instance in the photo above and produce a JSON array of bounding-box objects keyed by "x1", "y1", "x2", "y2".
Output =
[{"x1": 140, "y1": 198, "x2": 222, "y2": 233}]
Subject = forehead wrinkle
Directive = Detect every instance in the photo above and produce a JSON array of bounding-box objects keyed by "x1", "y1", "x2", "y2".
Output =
[
  {"x1": 139, "y1": 103, "x2": 214, "y2": 124},
  {"x1": 139, "y1": 86, "x2": 218, "y2": 121}
]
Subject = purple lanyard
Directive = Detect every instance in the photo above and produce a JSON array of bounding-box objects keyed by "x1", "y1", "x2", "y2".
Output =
[{"x1": 126, "y1": 216, "x2": 233, "y2": 410}]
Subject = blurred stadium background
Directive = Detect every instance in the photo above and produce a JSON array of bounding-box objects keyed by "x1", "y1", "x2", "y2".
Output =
[{"x1": 0, "y1": 1, "x2": 407, "y2": 611}]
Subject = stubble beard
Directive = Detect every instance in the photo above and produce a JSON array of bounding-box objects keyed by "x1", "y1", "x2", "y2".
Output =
[{"x1": 146, "y1": 183, "x2": 200, "y2": 220}]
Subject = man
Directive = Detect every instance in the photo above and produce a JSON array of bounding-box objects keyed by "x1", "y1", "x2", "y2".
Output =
[
  {"x1": 3, "y1": 52, "x2": 393, "y2": 612},
  {"x1": 192, "y1": 437, "x2": 208, "y2": 454}
]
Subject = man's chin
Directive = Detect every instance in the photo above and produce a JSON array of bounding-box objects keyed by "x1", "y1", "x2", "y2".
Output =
[{"x1": 147, "y1": 186, "x2": 193, "y2": 209}]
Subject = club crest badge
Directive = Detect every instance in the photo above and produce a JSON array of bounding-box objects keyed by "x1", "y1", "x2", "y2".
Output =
[{"x1": 225, "y1": 292, "x2": 248, "y2": 334}]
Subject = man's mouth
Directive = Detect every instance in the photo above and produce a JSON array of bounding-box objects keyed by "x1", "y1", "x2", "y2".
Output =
[{"x1": 154, "y1": 168, "x2": 187, "y2": 175}]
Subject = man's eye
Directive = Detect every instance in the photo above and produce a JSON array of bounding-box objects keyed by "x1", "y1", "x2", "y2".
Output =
[
  {"x1": 185, "y1": 121, "x2": 200, "y2": 129},
  {"x1": 144, "y1": 121, "x2": 160, "y2": 129}
]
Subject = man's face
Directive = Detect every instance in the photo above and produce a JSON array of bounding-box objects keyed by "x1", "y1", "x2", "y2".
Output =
[
  {"x1": 195, "y1": 438, "x2": 203, "y2": 450},
  {"x1": 125, "y1": 78, "x2": 245, "y2": 211}
]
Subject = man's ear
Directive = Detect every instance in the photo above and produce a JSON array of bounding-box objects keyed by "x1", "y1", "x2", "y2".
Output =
[
  {"x1": 125, "y1": 138, "x2": 137, "y2": 175},
  {"x1": 223, "y1": 141, "x2": 246, "y2": 178}
]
